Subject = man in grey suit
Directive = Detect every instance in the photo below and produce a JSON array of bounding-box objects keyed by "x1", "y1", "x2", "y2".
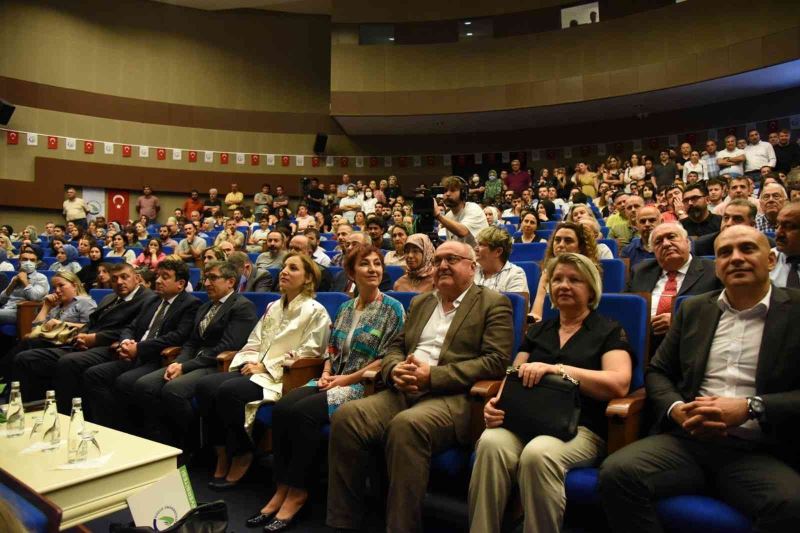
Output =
[
  {"x1": 600, "y1": 225, "x2": 800, "y2": 532},
  {"x1": 227, "y1": 251, "x2": 273, "y2": 293},
  {"x1": 326, "y1": 241, "x2": 513, "y2": 532},
  {"x1": 627, "y1": 222, "x2": 721, "y2": 352}
]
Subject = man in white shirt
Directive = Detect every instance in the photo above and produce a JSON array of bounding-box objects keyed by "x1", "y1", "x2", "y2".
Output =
[
  {"x1": 744, "y1": 129, "x2": 777, "y2": 181},
  {"x1": 716, "y1": 134, "x2": 746, "y2": 178},
  {"x1": 601, "y1": 225, "x2": 800, "y2": 533},
  {"x1": 338, "y1": 185, "x2": 362, "y2": 224},
  {"x1": 303, "y1": 227, "x2": 331, "y2": 268},
  {"x1": 62, "y1": 187, "x2": 90, "y2": 229},
  {"x1": 713, "y1": 175, "x2": 761, "y2": 216},
  {"x1": 435, "y1": 175, "x2": 488, "y2": 246},
  {"x1": 327, "y1": 241, "x2": 513, "y2": 533},
  {"x1": 769, "y1": 202, "x2": 800, "y2": 289}
]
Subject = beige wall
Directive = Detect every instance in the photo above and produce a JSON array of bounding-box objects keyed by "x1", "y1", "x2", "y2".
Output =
[
  {"x1": 330, "y1": 0, "x2": 800, "y2": 115},
  {"x1": 331, "y1": 0, "x2": 571, "y2": 23}
]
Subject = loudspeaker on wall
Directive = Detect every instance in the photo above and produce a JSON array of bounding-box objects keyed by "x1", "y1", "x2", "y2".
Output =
[
  {"x1": 313, "y1": 133, "x2": 328, "y2": 154},
  {"x1": 0, "y1": 100, "x2": 15, "y2": 126}
]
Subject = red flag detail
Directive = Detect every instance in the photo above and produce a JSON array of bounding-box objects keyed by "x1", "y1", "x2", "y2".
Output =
[
  {"x1": 6, "y1": 131, "x2": 18, "y2": 145},
  {"x1": 188, "y1": 150, "x2": 198, "y2": 163},
  {"x1": 768, "y1": 121, "x2": 779, "y2": 132},
  {"x1": 47, "y1": 136, "x2": 58, "y2": 149},
  {"x1": 340, "y1": 157, "x2": 349, "y2": 168},
  {"x1": 546, "y1": 150, "x2": 556, "y2": 160},
  {"x1": 157, "y1": 148, "x2": 166, "y2": 160},
  {"x1": 427, "y1": 155, "x2": 436, "y2": 166},
  {"x1": 250, "y1": 154, "x2": 260, "y2": 166},
  {"x1": 220, "y1": 152, "x2": 229, "y2": 164},
  {"x1": 685, "y1": 133, "x2": 696, "y2": 145},
  {"x1": 311, "y1": 157, "x2": 320, "y2": 167},
  {"x1": 84, "y1": 141, "x2": 95, "y2": 154},
  {"x1": 399, "y1": 156, "x2": 408, "y2": 168},
  {"x1": 369, "y1": 157, "x2": 378, "y2": 168},
  {"x1": 281, "y1": 155, "x2": 290, "y2": 167},
  {"x1": 122, "y1": 145, "x2": 132, "y2": 157},
  {"x1": 456, "y1": 155, "x2": 466, "y2": 166}
]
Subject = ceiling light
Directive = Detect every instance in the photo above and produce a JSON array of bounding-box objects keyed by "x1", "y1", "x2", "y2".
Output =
[
  {"x1": 464, "y1": 21, "x2": 472, "y2": 25},
  {"x1": 466, "y1": 32, "x2": 473, "y2": 36},
  {"x1": 388, "y1": 37, "x2": 394, "y2": 41}
]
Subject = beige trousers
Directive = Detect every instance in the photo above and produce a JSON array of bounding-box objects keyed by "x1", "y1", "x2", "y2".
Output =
[{"x1": 469, "y1": 426, "x2": 605, "y2": 533}]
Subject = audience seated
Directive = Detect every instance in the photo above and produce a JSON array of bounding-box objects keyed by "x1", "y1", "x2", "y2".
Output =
[
  {"x1": 471, "y1": 252, "x2": 633, "y2": 532},
  {"x1": 255, "y1": 230, "x2": 288, "y2": 273},
  {"x1": 393, "y1": 233, "x2": 436, "y2": 293},
  {"x1": 48, "y1": 244, "x2": 82, "y2": 274},
  {"x1": 621, "y1": 205, "x2": 662, "y2": 268},
  {"x1": 756, "y1": 182, "x2": 787, "y2": 233},
  {"x1": 436, "y1": 176, "x2": 488, "y2": 246},
  {"x1": 693, "y1": 199, "x2": 761, "y2": 256},
  {"x1": 474, "y1": 226, "x2": 528, "y2": 296},
  {"x1": 384, "y1": 224, "x2": 409, "y2": 266},
  {"x1": 679, "y1": 182, "x2": 722, "y2": 237},
  {"x1": 0, "y1": 250, "x2": 49, "y2": 325},
  {"x1": 227, "y1": 252, "x2": 273, "y2": 293},
  {"x1": 331, "y1": 233, "x2": 392, "y2": 294},
  {"x1": 326, "y1": 241, "x2": 513, "y2": 532},
  {"x1": 106, "y1": 233, "x2": 137, "y2": 264},
  {"x1": 132, "y1": 239, "x2": 167, "y2": 271},
  {"x1": 177, "y1": 222, "x2": 207, "y2": 265},
  {"x1": 600, "y1": 226, "x2": 800, "y2": 532},
  {"x1": 514, "y1": 211, "x2": 546, "y2": 244}
]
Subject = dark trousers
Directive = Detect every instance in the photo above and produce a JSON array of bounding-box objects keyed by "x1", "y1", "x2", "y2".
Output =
[
  {"x1": 598, "y1": 432, "x2": 800, "y2": 533},
  {"x1": 14, "y1": 345, "x2": 114, "y2": 413},
  {"x1": 1, "y1": 337, "x2": 53, "y2": 387},
  {"x1": 83, "y1": 358, "x2": 160, "y2": 430},
  {"x1": 133, "y1": 365, "x2": 215, "y2": 447},
  {"x1": 272, "y1": 386, "x2": 329, "y2": 490},
  {"x1": 194, "y1": 372, "x2": 263, "y2": 456}
]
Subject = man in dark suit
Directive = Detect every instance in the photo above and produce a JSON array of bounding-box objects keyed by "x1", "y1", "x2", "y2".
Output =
[
  {"x1": 326, "y1": 241, "x2": 513, "y2": 532},
  {"x1": 600, "y1": 226, "x2": 800, "y2": 532},
  {"x1": 330, "y1": 232, "x2": 392, "y2": 293},
  {"x1": 693, "y1": 199, "x2": 769, "y2": 256},
  {"x1": 227, "y1": 251, "x2": 273, "y2": 293},
  {"x1": 627, "y1": 222, "x2": 721, "y2": 352},
  {"x1": 14, "y1": 262, "x2": 155, "y2": 412},
  {"x1": 82, "y1": 259, "x2": 201, "y2": 430},
  {"x1": 132, "y1": 260, "x2": 258, "y2": 447},
  {"x1": 270, "y1": 235, "x2": 333, "y2": 292}
]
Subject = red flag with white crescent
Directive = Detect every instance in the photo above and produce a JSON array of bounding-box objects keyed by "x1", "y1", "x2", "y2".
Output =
[
  {"x1": 311, "y1": 157, "x2": 320, "y2": 167},
  {"x1": 48, "y1": 136, "x2": 58, "y2": 149},
  {"x1": 157, "y1": 148, "x2": 166, "y2": 160},
  {"x1": 220, "y1": 152, "x2": 229, "y2": 164},
  {"x1": 122, "y1": 145, "x2": 132, "y2": 157},
  {"x1": 6, "y1": 131, "x2": 18, "y2": 145},
  {"x1": 188, "y1": 150, "x2": 198, "y2": 163},
  {"x1": 106, "y1": 189, "x2": 130, "y2": 225},
  {"x1": 84, "y1": 140, "x2": 95, "y2": 154},
  {"x1": 251, "y1": 154, "x2": 260, "y2": 166}
]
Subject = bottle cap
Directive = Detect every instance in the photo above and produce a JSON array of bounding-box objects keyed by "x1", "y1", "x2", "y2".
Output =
[{"x1": 72, "y1": 397, "x2": 82, "y2": 406}]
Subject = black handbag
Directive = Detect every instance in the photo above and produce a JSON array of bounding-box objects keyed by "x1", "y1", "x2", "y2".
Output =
[
  {"x1": 109, "y1": 501, "x2": 228, "y2": 533},
  {"x1": 496, "y1": 369, "x2": 582, "y2": 442}
]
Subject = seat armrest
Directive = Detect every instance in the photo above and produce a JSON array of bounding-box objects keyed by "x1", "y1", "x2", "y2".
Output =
[
  {"x1": 469, "y1": 379, "x2": 503, "y2": 444},
  {"x1": 606, "y1": 387, "x2": 646, "y2": 454},
  {"x1": 16, "y1": 300, "x2": 43, "y2": 339},
  {"x1": 161, "y1": 346, "x2": 181, "y2": 366},
  {"x1": 216, "y1": 351, "x2": 237, "y2": 372},
  {"x1": 470, "y1": 380, "x2": 502, "y2": 399},
  {"x1": 362, "y1": 369, "x2": 380, "y2": 397},
  {"x1": 282, "y1": 357, "x2": 324, "y2": 393}
]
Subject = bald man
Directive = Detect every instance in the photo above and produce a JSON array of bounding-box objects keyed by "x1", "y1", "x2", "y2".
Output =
[
  {"x1": 601, "y1": 226, "x2": 800, "y2": 533},
  {"x1": 621, "y1": 205, "x2": 662, "y2": 268}
]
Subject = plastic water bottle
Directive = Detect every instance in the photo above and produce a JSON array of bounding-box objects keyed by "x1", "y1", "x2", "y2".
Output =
[
  {"x1": 67, "y1": 398, "x2": 85, "y2": 463},
  {"x1": 6, "y1": 381, "x2": 25, "y2": 437},
  {"x1": 42, "y1": 390, "x2": 60, "y2": 450}
]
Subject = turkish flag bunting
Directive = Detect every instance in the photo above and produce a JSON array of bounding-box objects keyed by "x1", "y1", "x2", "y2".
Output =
[
  {"x1": 157, "y1": 148, "x2": 166, "y2": 160},
  {"x1": 122, "y1": 145, "x2": 132, "y2": 157},
  {"x1": 427, "y1": 155, "x2": 436, "y2": 166},
  {"x1": 84, "y1": 140, "x2": 95, "y2": 154},
  {"x1": 6, "y1": 131, "x2": 18, "y2": 145},
  {"x1": 188, "y1": 150, "x2": 198, "y2": 163},
  {"x1": 281, "y1": 155, "x2": 290, "y2": 167},
  {"x1": 311, "y1": 157, "x2": 320, "y2": 167},
  {"x1": 251, "y1": 154, "x2": 260, "y2": 166},
  {"x1": 47, "y1": 136, "x2": 58, "y2": 149},
  {"x1": 399, "y1": 156, "x2": 408, "y2": 167},
  {"x1": 369, "y1": 157, "x2": 378, "y2": 168},
  {"x1": 220, "y1": 152, "x2": 229, "y2": 164},
  {"x1": 340, "y1": 157, "x2": 349, "y2": 167}
]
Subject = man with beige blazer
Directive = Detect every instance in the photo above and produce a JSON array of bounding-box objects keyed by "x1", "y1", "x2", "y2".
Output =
[{"x1": 326, "y1": 241, "x2": 514, "y2": 532}]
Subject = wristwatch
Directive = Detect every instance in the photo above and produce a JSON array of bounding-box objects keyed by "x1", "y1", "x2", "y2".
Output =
[{"x1": 746, "y1": 396, "x2": 766, "y2": 422}]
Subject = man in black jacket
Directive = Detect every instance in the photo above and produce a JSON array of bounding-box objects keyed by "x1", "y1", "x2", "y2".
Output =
[
  {"x1": 600, "y1": 226, "x2": 800, "y2": 532},
  {"x1": 133, "y1": 260, "x2": 258, "y2": 447},
  {"x1": 226, "y1": 251, "x2": 273, "y2": 293},
  {"x1": 14, "y1": 262, "x2": 155, "y2": 411},
  {"x1": 82, "y1": 259, "x2": 201, "y2": 430}
]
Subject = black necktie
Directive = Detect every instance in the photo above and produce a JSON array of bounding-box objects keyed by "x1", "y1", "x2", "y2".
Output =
[
  {"x1": 100, "y1": 297, "x2": 123, "y2": 318},
  {"x1": 143, "y1": 301, "x2": 169, "y2": 341},
  {"x1": 787, "y1": 257, "x2": 800, "y2": 289}
]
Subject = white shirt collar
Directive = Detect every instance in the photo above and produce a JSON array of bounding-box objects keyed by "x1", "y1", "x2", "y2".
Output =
[
  {"x1": 122, "y1": 285, "x2": 141, "y2": 302},
  {"x1": 717, "y1": 285, "x2": 771, "y2": 317},
  {"x1": 663, "y1": 255, "x2": 693, "y2": 276},
  {"x1": 435, "y1": 283, "x2": 472, "y2": 310},
  {"x1": 216, "y1": 290, "x2": 234, "y2": 305}
]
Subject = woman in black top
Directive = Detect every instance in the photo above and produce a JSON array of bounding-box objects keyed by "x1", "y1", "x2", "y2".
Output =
[{"x1": 469, "y1": 253, "x2": 633, "y2": 533}]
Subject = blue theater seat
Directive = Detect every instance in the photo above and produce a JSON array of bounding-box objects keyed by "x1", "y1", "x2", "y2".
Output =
[
  {"x1": 320, "y1": 240, "x2": 339, "y2": 251},
  {"x1": 89, "y1": 288, "x2": 113, "y2": 303},
  {"x1": 514, "y1": 261, "x2": 541, "y2": 295},
  {"x1": 385, "y1": 291, "x2": 418, "y2": 311},
  {"x1": 501, "y1": 215, "x2": 520, "y2": 225},
  {"x1": 509, "y1": 242, "x2": 547, "y2": 262},
  {"x1": 315, "y1": 292, "x2": 350, "y2": 321},
  {"x1": 384, "y1": 265, "x2": 405, "y2": 284},
  {"x1": 536, "y1": 229, "x2": 553, "y2": 241},
  {"x1": 540, "y1": 220, "x2": 559, "y2": 230},
  {"x1": 188, "y1": 267, "x2": 201, "y2": 289},
  {"x1": 598, "y1": 238, "x2": 618, "y2": 257},
  {"x1": 241, "y1": 292, "x2": 280, "y2": 316},
  {"x1": 599, "y1": 259, "x2": 625, "y2": 293}
]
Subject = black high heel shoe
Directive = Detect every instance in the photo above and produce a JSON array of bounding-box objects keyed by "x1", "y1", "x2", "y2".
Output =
[
  {"x1": 262, "y1": 505, "x2": 309, "y2": 532},
  {"x1": 245, "y1": 510, "x2": 276, "y2": 528}
]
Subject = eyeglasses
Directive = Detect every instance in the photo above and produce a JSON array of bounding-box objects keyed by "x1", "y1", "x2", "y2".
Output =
[
  {"x1": 760, "y1": 193, "x2": 785, "y2": 201},
  {"x1": 204, "y1": 274, "x2": 225, "y2": 281},
  {"x1": 433, "y1": 254, "x2": 473, "y2": 266}
]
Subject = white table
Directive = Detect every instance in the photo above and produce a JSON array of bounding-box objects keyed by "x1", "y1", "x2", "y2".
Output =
[{"x1": 0, "y1": 413, "x2": 181, "y2": 529}]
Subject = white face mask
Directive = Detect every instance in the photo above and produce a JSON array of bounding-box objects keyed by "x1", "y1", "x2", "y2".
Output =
[
  {"x1": 365, "y1": 191, "x2": 373, "y2": 198},
  {"x1": 19, "y1": 261, "x2": 36, "y2": 273},
  {"x1": 347, "y1": 190, "x2": 355, "y2": 197},
  {"x1": 488, "y1": 174, "x2": 497, "y2": 180}
]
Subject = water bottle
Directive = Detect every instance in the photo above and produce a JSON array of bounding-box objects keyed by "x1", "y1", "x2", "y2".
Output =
[
  {"x1": 42, "y1": 390, "x2": 60, "y2": 450},
  {"x1": 6, "y1": 381, "x2": 25, "y2": 437},
  {"x1": 67, "y1": 398, "x2": 85, "y2": 463}
]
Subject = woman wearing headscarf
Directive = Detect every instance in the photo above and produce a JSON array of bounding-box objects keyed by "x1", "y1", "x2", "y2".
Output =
[
  {"x1": 392, "y1": 233, "x2": 435, "y2": 293},
  {"x1": 49, "y1": 244, "x2": 82, "y2": 274},
  {"x1": 537, "y1": 199, "x2": 557, "y2": 222},
  {"x1": 77, "y1": 244, "x2": 104, "y2": 288}
]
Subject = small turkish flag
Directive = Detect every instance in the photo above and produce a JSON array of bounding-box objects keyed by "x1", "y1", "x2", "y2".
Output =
[
  {"x1": 47, "y1": 136, "x2": 58, "y2": 149},
  {"x1": 157, "y1": 148, "x2": 166, "y2": 160},
  {"x1": 251, "y1": 154, "x2": 260, "y2": 166},
  {"x1": 311, "y1": 156, "x2": 320, "y2": 167},
  {"x1": 188, "y1": 150, "x2": 198, "y2": 163},
  {"x1": 457, "y1": 155, "x2": 466, "y2": 166},
  {"x1": 546, "y1": 150, "x2": 556, "y2": 160},
  {"x1": 369, "y1": 157, "x2": 378, "y2": 168},
  {"x1": 220, "y1": 152, "x2": 229, "y2": 164},
  {"x1": 399, "y1": 156, "x2": 408, "y2": 168},
  {"x1": 614, "y1": 143, "x2": 624, "y2": 154},
  {"x1": 340, "y1": 157, "x2": 349, "y2": 167},
  {"x1": 727, "y1": 127, "x2": 737, "y2": 135},
  {"x1": 281, "y1": 155, "x2": 290, "y2": 167},
  {"x1": 122, "y1": 145, "x2": 132, "y2": 157},
  {"x1": 516, "y1": 152, "x2": 526, "y2": 161},
  {"x1": 484, "y1": 153, "x2": 495, "y2": 164},
  {"x1": 6, "y1": 131, "x2": 18, "y2": 145},
  {"x1": 427, "y1": 155, "x2": 436, "y2": 166},
  {"x1": 84, "y1": 140, "x2": 95, "y2": 154}
]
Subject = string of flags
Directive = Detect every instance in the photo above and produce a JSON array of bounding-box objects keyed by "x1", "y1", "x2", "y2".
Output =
[{"x1": 3, "y1": 114, "x2": 797, "y2": 170}]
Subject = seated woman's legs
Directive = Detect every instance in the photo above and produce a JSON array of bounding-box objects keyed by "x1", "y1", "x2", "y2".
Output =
[{"x1": 213, "y1": 373, "x2": 264, "y2": 482}]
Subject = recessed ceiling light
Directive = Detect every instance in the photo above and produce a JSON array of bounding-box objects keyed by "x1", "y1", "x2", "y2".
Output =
[
  {"x1": 388, "y1": 37, "x2": 394, "y2": 41},
  {"x1": 466, "y1": 32, "x2": 473, "y2": 36},
  {"x1": 464, "y1": 21, "x2": 472, "y2": 25}
]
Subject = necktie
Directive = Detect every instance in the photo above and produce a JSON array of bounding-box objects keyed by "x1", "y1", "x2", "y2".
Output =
[
  {"x1": 99, "y1": 297, "x2": 123, "y2": 318},
  {"x1": 656, "y1": 271, "x2": 678, "y2": 315},
  {"x1": 143, "y1": 301, "x2": 169, "y2": 341},
  {"x1": 787, "y1": 257, "x2": 800, "y2": 289},
  {"x1": 199, "y1": 302, "x2": 222, "y2": 336}
]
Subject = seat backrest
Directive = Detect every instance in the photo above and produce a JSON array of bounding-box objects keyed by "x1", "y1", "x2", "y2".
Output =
[
  {"x1": 600, "y1": 226, "x2": 610, "y2": 237},
  {"x1": 320, "y1": 240, "x2": 339, "y2": 251},
  {"x1": 598, "y1": 238, "x2": 618, "y2": 257},
  {"x1": 542, "y1": 293, "x2": 648, "y2": 391},
  {"x1": 385, "y1": 265, "x2": 405, "y2": 284},
  {"x1": 192, "y1": 291, "x2": 209, "y2": 304},
  {"x1": 599, "y1": 259, "x2": 626, "y2": 293},
  {"x1": 540, "y1": 220, "x2": 559, "y2": 230},
  {"x1": 501, "y1": 215, "x2": 520, "y2": 225},
  {"x1": 40, "y1": 257, "x2": 57, "y2": 267},
  {"x1": 247, "y1": 253, "x2": 260, "y2": 263},
  {"x1": 503, "y1": 292, "x2": 527, "y2": 356},
  {"x1": 514, "y1": 261, "x2": 541, "y2": 294},
  {"x1": 324, "y1": 250, "x2": 339, "y2": 260},
  {"x1": 509, "y1": 242, "x2": 547, "y2": 263},
  {"x1": 188, "y1": 268, "x2": 201, "y2": 289},
  {"x1": 89, "y1": 288, "x2": 114, "y2": 304},
  {"x1": 241, "y1": 292, "x2": 281, "y2": 316},
  {"x1": 502, "y1": 224, "x2": 517, "y2": 235},
  {"x1": 673, "y1": 294, "x2": 692, "y2": 315},
  {"x1": 103, "y1": 256, "x2": 124, "y2": 264},
  {"x1": 0, "y1": 470, "x2": 62, "y2": 533},
  {"x1": 327, "y1": 265, "x2": 343, "y2": 279},
  {"x1": 385, "y1": 291, "x2": 418, "y2": 311},
  {"x1": 536, "y1": 229, "x2": 554, "y2": 242},
  {"x1": 316, "y1": 292, "x2": 351, "y2": 321}
]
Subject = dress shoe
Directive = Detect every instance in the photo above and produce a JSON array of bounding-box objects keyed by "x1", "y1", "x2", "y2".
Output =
[
  {"x1": 245, "y1": 511, "x2": 276, "y2": 528},
  {"x1": 207, "y1": 478, "x2": 240, "y2": 490},
  {"x1": 263, "y1": 516, "x2": 296, "y2": 532}
]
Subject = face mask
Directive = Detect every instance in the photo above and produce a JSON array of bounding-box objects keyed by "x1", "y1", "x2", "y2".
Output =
[
  {"x1": 488, "y1": 174, "x2": 497, "y2": 180},
  {"x1": 20, "y1": 261, "x2": 36, "y2": 273},
  {"x1": 347, "y1": 190, "x2": 355, "y2": 197},
  {"x1": 643, "y1": 190, "x2": 653, "y2": 198},
  {"x1": 365, "y1": 191, "x2": 372, "y2": 198},
  {"x1": 472, "y1": 177, "x2": 480, "y2": 184}
]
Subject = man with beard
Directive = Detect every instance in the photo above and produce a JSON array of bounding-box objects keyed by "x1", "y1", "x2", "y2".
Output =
[
  {"x1": 435, "y1": 176, "x2": 488, "y2": 246},
  {"x1": 679, "y1": 183, "x2": 722, "y2": 238},
  {"x1": 158, "y1": 225, "x2": 179, "y2": 249},
  {"x1": 755, "y1": 183, "x2": 787, "y2": 234},
  {"x1": 255, "y1": 230, "x2": 288, "y2": 273},
  {"x1": 769, "y1": 203, "x2": 800, "y2": 289}
]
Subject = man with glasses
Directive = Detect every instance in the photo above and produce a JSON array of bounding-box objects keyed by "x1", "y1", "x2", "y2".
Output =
[
  {"x1": 327, "y1": 241, "x2": 513, "y2": 533},
  {"x1": 679, "y1": 183, "x2": 722, "y2": 238},
  {"x1": 770, "y1": 203, "x2": 800, "y2": 289},
  {"x1": 628, "y1": 223, "x2": 720, "y2": 353},
  {"x1": 755, "y1": 183, "x2": 787, "y2": 234}
]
